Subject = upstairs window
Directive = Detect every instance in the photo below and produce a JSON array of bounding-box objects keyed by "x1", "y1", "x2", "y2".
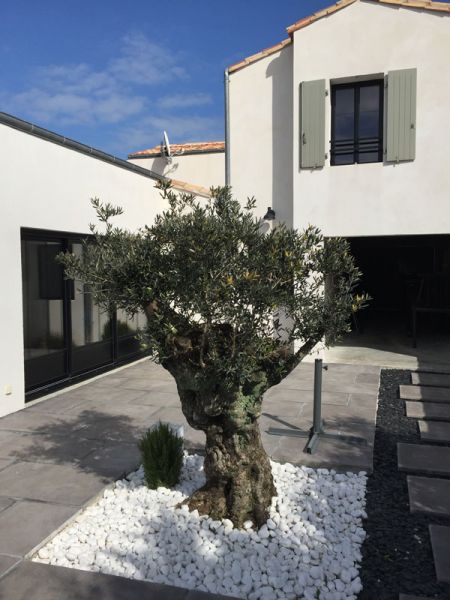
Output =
[{"x1": 331, "y1": 80, "x2": 384, "y2": 166}]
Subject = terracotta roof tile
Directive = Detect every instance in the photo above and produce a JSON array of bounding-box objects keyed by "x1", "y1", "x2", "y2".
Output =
[
  {"x1": 229, "y1": 0, "x2": 450, "y2": 75},
  {"x1": 287, "y1": 0, "x2": 450, "y2": 35},
  {"x1": 129, "y1": 141, "x2": 225, "y2": 159},
  {"x1": 228, "y1": 38, "x2": 292, "y2": 74}
]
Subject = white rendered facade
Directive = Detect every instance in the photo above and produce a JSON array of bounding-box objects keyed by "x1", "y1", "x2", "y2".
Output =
[{"x1": 228, "y1": 0, "x2": 450, "y2": 236}]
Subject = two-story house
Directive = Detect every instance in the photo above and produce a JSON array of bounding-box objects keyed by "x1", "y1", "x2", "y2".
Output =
[{"x1": 226, "y1": 0, "x2": 450, "y2": 358}]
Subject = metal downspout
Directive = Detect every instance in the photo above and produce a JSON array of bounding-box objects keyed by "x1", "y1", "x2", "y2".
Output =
[{"x1": 224, "y1": 68, "x2": 231, "y2": 186}]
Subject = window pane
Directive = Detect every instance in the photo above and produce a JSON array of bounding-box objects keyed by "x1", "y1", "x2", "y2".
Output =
[
  {"x1": 22, "y1": 238, "x2": 67, "y2": 389},
  {"x1": 334, "y1": 87, "x2": 354, "y2": 115},
  {"x1": 358, "y1": 151, "x2": 380, "y2": 164},
  {"x1": 22, "y1": 240, "x2": 65, "y2": 360},
  {"x1": 70, "y1": 242, "x2": 113, "y2": 374},
  {"x1": 333, "y1": 87, "x2": 354, "y2": 141},
  {"x1": 333, "y1": 154, "x2": 354, "y2": 165},
  {"x1": 71, "y1": 243, "x2": 112, "y2": 347},
  {"x1": 359, "y1": 85, "x2": 381, "y2": 139}
]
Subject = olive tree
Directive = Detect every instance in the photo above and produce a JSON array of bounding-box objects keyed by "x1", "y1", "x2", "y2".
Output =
[{"x1": 59, "y1": 183, "x2": 365, "y2": 528}]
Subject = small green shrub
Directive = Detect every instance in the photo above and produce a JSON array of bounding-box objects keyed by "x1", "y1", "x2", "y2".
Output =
[{"x1": 138, "y1": 422, "x2": 183, "y2": 489}]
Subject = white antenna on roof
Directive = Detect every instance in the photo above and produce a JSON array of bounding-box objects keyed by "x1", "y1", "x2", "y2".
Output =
[{"x1": 162, "y1": 130, "x2": 172, "y2": 164}]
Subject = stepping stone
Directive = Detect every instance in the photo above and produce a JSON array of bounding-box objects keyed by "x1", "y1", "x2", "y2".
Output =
[
  {"x1": 429, "y1": 524, "x2": 450, "y2": 583},
  {"x1": 398, "y1": 443, "x2": 450, "y2": 476},
  {"x1": 406, "y1": 401, "x2": 450, "y2": 421},
  {"x1": 407, "y1": 476, "x2": 450, "y2": 516},
  {"x1": 419, "y1": 421, "x2": 450, "y2": 443},
  {"x1": 411, "y1": 372, "x2": 450, "y2": 388},
  {"x1": 400, "y1": 385, "x2": 450, "y2": 403},
  {"x1": 399, "y1": 595, "x2": 433, "y2": 600},
  {"x1": 0, "y1": 561, "x2": 239, "y2": 599}
]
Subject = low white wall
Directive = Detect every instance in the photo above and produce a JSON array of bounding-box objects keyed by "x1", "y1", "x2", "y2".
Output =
[
  {"x1": 292, "y1": 1, "x2": 450, "y2": 237},
  {"x1": 229, "y1": 44, "x2": 294, "y2": 226},
  {"x1": 0, "y1": 123, "x2": 167, "y2": 417},
  {"x1": 128, "y1": 152, "x2": 225, "y2": 190}
]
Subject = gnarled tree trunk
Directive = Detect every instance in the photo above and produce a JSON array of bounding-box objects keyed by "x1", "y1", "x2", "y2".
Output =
[{"x1": 177, "y1": 385, "x2": 276, "y2": 529}]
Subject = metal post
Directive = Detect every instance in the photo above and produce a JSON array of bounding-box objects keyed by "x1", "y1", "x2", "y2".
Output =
[
  {"x1": 305, "y1": 359, "x2": 324, "y2": 453},
  {"x1": 267, "y1": 358, "x2": 367, "y2": 454},
  {"x1": 312, "y1": 358, "x2": 323, "y2": 434}
]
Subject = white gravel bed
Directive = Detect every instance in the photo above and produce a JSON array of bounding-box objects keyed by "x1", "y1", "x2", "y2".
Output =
[{"x1": 34, "y1": 453, "x2": 367, "y2": 600}]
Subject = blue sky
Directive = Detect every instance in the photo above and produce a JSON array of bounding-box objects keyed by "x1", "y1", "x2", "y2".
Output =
[{"x1": 1, "y1": 1, "x2": 333, "y2": 157}]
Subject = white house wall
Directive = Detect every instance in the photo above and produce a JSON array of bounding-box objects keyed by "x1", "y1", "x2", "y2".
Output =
[
  {"x1": 229, "y1": 44, "x2": 294, "y2": 226},
  {"x1": 292, "y1": 0, "x2": 450, "y2": 237},
  {"x1": 0, "y1": 123, "x2": 167, "y2": 417},
  {"x1": 128, "y1": 152, "x2": 225, "y2": 190}
]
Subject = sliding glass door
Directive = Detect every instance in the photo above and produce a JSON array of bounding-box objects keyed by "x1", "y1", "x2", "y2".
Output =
[
  {"x1": 21, "y1": 229, "x2": 146, "y2": 398},
  {"x1": 22, "y1": 236, "x2": 69, "y2": 389}
]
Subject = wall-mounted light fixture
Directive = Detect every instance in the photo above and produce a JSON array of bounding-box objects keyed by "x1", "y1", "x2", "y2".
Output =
[{"x1": 263, "y1": 207, "x2": 276, "y2": 220}]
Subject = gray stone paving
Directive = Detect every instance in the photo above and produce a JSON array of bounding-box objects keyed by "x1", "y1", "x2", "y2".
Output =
[
  {"x1": 411, "y1": 372, "x2": 450, "y2": 388},
  {"x1": 407, "y1": 476, "x2": 450, "y2": 516},
  {"x1": 0, "y1": 358, "x2": 380, "y2": 595},
  {"x1": 0, "y1": 561, "x2": 237, "y2": 600},
  {"x1": 0, "y1": 500, "x2": 76, "y2": 556},
  {"x1": 398, "y1": 443, "x2": 450, "y2": 476},
  {"x1": 418, "y1": 420, "x2": 450, "y2": 443},
  {"x1": 400, "y1": 384, "x2": 450, "y2": 403},
  {"x1": 429, "y1": 525, "x2": 450, "y2": 583},
  {"x1": 406, "y1": 401, "x2": 450, "y2": 421}
]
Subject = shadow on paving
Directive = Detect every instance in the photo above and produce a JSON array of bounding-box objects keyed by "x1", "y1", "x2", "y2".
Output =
[
  {"x1": 359, "y1": 369, "x2": 450, "y2": 600},
  {"x1": 7, "y1": 409, "x2": 147, "y2": 479}
]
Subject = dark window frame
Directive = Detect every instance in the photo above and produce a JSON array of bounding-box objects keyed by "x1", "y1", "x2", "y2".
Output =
[
  {"x1": 21, "y1": 227, "x2": 147, "y2": 400},
  {"x1": 330, "y1": 79, "x2": 384, "y2": 166}
]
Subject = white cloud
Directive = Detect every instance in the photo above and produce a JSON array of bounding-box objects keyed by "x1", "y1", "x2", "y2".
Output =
[
  {"x1": 109, "y1": 33, "x2": 187, "y2": 86},
  {"x1": 157, "y1": 93, "x2": 212, "y2": 110},
  {"x1": 1, "y1": 32, "x2": 187, "y2": 126}
]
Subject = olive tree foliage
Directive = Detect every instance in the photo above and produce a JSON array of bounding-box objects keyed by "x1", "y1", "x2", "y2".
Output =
[{"x1": 59, "y1": 183, "x2": 365, "y2": 527}]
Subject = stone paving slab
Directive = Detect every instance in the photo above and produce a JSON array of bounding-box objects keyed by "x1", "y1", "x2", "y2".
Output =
[
  {"x1": 0, "y1": 458, "x2": 13, "y2": 473},
  {"x1": 398, "y1": 443, "x2": 450, "y2": 476},
  {"x1": 0, "y1": 461, "x2": 109, "y2": 505},
  {"x1": 429, "y1": 524, "x2": 450, "y2": 583},
  {"x1": 264, "y1": 387, "x2": 351, "y2": 406},
  {"x1": 407, "y1": 475, "x2": 450, "y2": 516},
  {"x1": 0, "y1": 411, "x2": 85, "y2": 434},
  {"x1": 419, "y1": 421, "x2": 450, "y2": 443},
  {"x1": 0, "y1": 500, "x2": 75, "y2": 556},
  {"x1": 0, "y1": 430, "x2": 101, "y2": 464},
  {"x1": 400, "y1": 385, "x2": 450, "y2": 403},
  {"x1": 0, "y1": 561, "x2": 239, "y2": 600},
  {"x1": 0, "y1": 554, "x2": 20, "y2": 578},
  {"x1": 78, "y1": 442, "x2": 141, "y2": 478},
  {"x1": 0, "y1": 497, "x2": 15, "y2": 514},
  {"x1": 411, "y1": 372, "x2": 450, "y2": 388},
  {"x1": 406, "y1": 401, "x2": 450, "y2": 421},
  {"x1": 272, "y1": 433, "x2": 373, "y2": 472}
]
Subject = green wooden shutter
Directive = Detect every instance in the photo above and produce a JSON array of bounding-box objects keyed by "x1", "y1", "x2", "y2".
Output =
[
  {"x1": 386, "y1": 68, "x2": 417, "y2": 162},
  {"x1": 300, "y1": 79, "x2": 326, "y2": 168}
]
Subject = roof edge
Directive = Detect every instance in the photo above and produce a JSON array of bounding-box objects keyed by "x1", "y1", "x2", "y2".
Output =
[
  {"x1": 228, "y1": 0, "x2": 450, "y2": 75},
  {"x1": 287, "y1": 0, "x2": 450, "y2": 35},
  {"x1": 128, "y1": 147, "x2": 225, "y2": 159},
  {"x1": 170, "y1": 179, "x2": 212, "y2": 198},
  {"x1": 0, "y1": 111, "x2": 164, "y2": 182},
  {"x1": 228, "y1": 38, "x2": 292, "y2": 75}
]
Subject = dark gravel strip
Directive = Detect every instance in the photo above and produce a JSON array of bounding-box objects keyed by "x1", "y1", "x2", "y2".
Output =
[{"x1": 359, "y1": 369, "x2": 450, "y2": 600}]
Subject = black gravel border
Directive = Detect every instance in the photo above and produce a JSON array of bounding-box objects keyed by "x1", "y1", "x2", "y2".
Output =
[{"x1": 359, "y1": 369, "x2": 450, "y2": 600}]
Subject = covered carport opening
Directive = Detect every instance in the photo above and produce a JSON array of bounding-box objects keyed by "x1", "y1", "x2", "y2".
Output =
[{"x1": 347, "y1": 235, "x2": 450, "y2": 347}]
